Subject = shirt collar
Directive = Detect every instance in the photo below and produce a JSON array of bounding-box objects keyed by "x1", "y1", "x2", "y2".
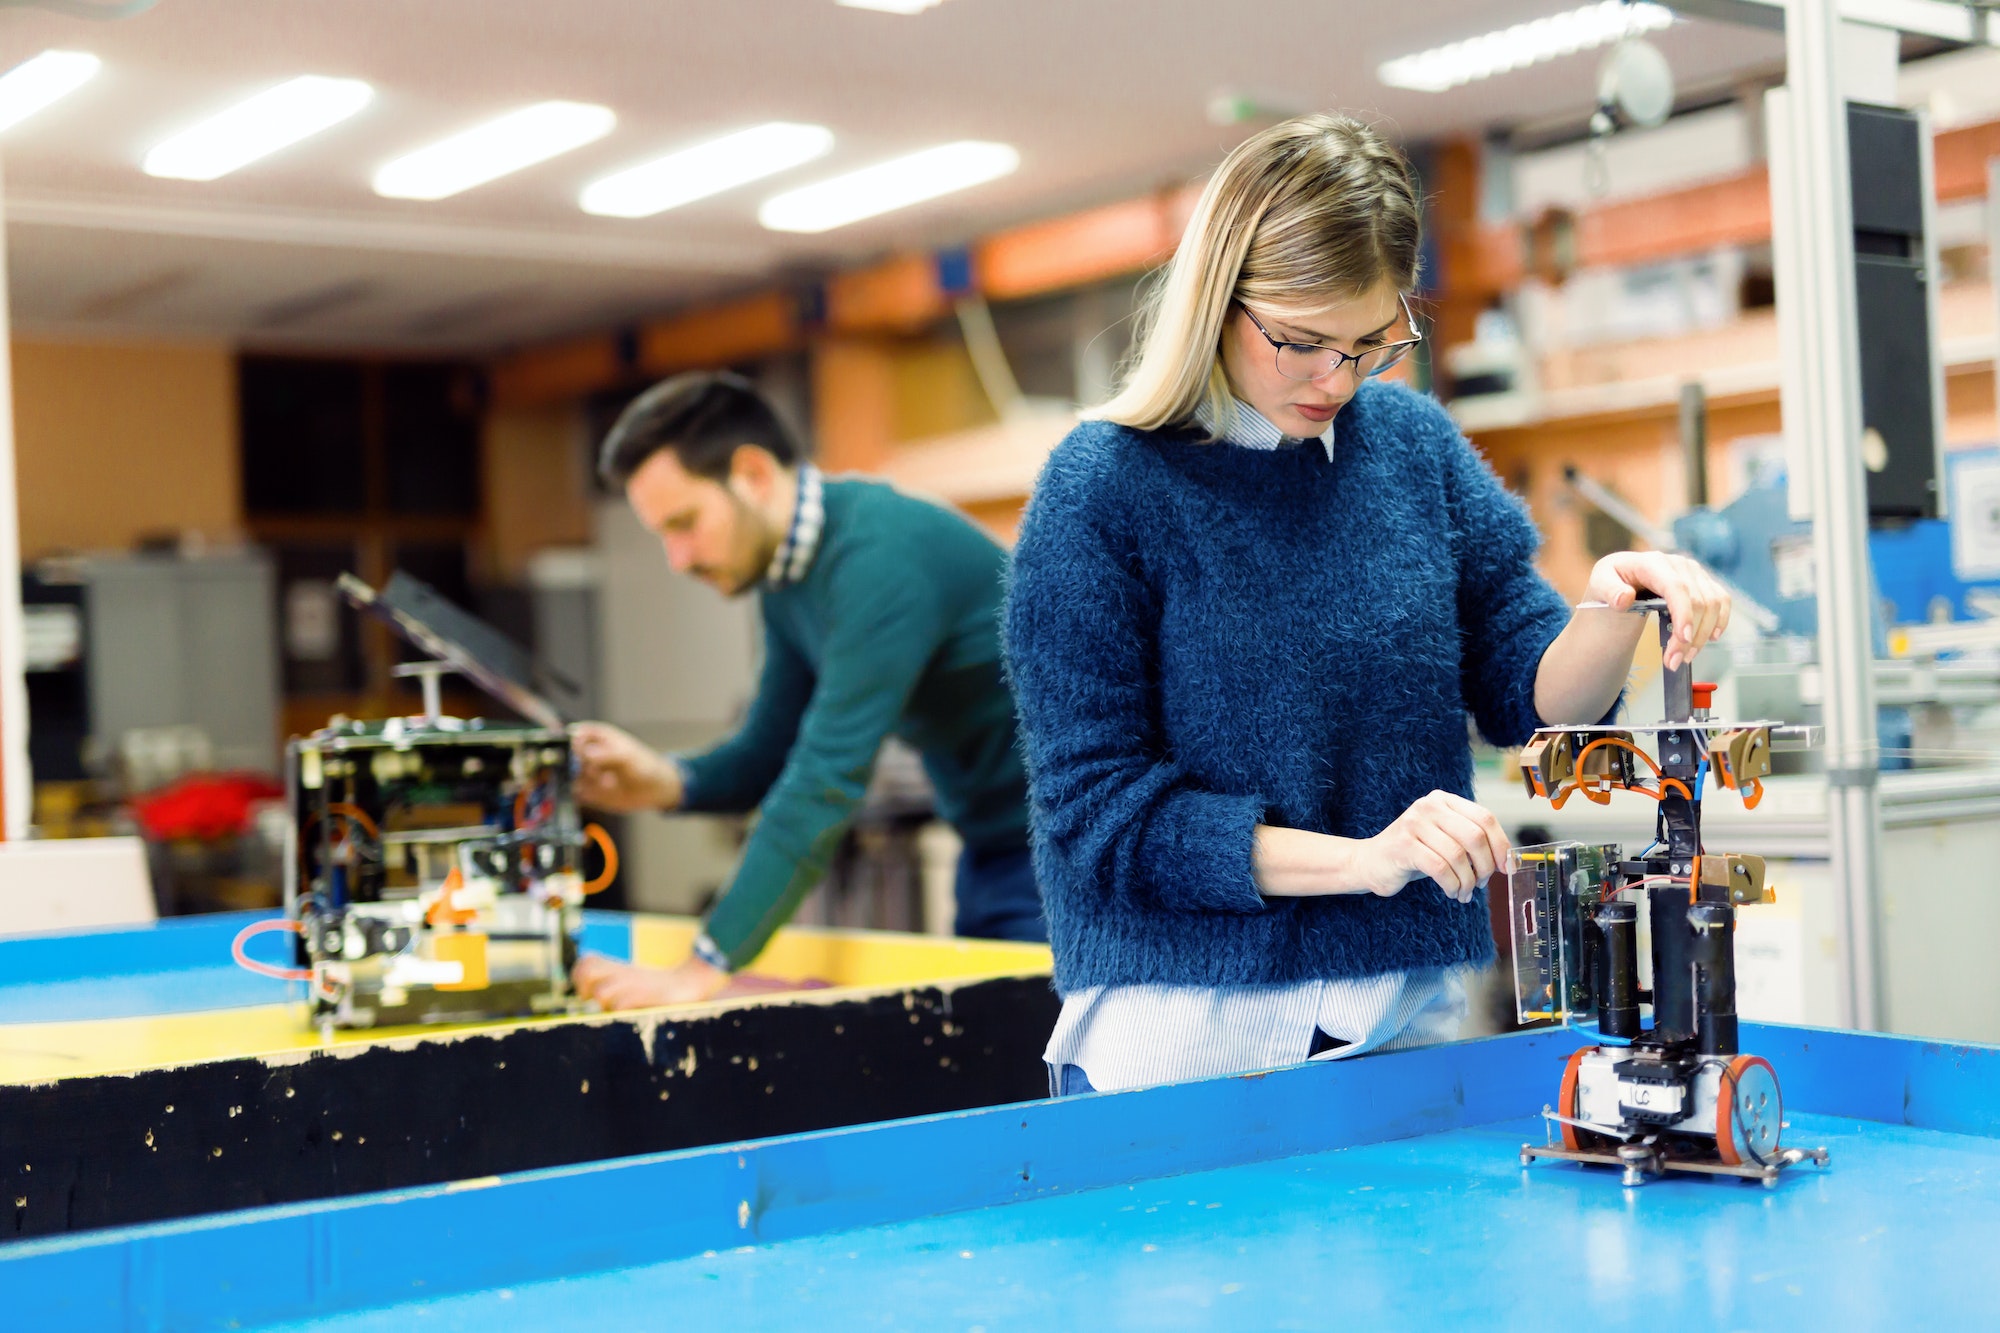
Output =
[
  {"x1": 765, "y1": 463, "x2": 825, "y2": 588},
  {"x1": 1193, "y1": 397, "x2": 1337, "y2": 461}
]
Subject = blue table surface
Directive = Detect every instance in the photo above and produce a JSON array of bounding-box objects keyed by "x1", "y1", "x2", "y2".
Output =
[
  {"x1": 0, "y1": 911, "x2": 633, "y2": 1023},
  {"x1": 6, "y1": 1018, "x2": 1997, "y2": 1332},
  {"x1": 241, "y1": 1109, "x2": 1993, "y2": 1333}
]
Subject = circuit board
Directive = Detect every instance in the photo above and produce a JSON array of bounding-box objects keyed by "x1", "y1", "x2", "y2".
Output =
[{"x1": 1505, "y1": 841, "x2": 1618, "y2": 1025}]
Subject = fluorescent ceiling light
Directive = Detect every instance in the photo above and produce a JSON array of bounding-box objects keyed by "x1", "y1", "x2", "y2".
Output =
[
  {"x1": 1378, "y1": 1, "x2": 1673, "y2": 94},
  {"x1": 581, "y1": 122, "x2": 834, "y2": 219},
  {"x1": 838, "y1": 0, "x2": 947, "y2": 13},
  {"x1": 143, "y1": 76, "x2": 374, "y2": 182},
  {"x1": 374, "y1": 100, "x2": 616, "y2": 201},
  {"x1": 0, "y1": 50, "x2": 100, "y2": 135},
  {"x1": 759, "y1": 140, "x2": 1018, "y2": 234}
]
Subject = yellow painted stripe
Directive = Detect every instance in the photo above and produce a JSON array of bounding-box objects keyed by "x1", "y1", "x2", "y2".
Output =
[
  {"x1": 628, "y1": 917, "x2": 1050, "y2": 988},
  {"x1": 0, "y1": 916, "x2": 1051, "y2": 1086}
]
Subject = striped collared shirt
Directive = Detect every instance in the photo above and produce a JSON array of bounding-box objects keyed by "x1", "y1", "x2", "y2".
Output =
[
  {"x1": 1043, "y1": 969, "x2": 1468, "y2": 1093},
  {"x1": 1192, "y1": 396, "x2": 1338, "y2": 461},
  {"x1": 1040, "y1": 397, "x2": 1462, "y2": 1094}
]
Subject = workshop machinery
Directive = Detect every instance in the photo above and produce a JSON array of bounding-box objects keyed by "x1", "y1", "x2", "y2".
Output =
[{"x1": 1511, "y1": 599, "x2": 1828, "y2": 1186}]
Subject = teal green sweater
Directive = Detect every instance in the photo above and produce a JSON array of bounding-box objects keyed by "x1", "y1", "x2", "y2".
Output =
[{"x1": 678, "y1": 477, "x2": 1029, "y2": 968}]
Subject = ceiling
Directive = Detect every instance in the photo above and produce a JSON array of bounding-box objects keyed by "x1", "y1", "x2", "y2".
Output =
[{"x1": 0, "y1": 0, "x2": 1788, "y2": 354}]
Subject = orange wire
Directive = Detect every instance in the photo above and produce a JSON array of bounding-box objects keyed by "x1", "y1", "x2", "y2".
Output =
[
  {"x1": 1551, "y1": 736, "x2": 1695, "y2": 807},
  {"x1": 582, "y1": 822, "x2": 618, "y2": 896},
  {"x1": 299, "y1": 805, "x2": 382, "y2": 868},
  {"x1": 324, "y1": 803, "x2": 380, "y2": 838}
]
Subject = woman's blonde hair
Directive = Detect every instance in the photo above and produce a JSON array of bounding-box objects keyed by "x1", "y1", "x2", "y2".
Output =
[{"x1": 1094, "y1": 114, "x2": 1422, "y2": 433}]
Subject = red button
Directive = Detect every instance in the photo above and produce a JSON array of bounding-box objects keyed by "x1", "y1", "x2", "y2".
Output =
[{"x1": 1692, "y1": 681, "x2": 1718, "y2": 711}]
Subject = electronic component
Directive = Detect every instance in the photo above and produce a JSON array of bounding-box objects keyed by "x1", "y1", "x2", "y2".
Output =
[
  {"x1": 1512, "y1": 600, "x2": 1829, "y2": 1187},
  {"x1": 284, "y1": 715, "x2": 601, "y2": 1028},
  {"x1": 240, "y1": 573, "x2": 610, "y2": 1030}
]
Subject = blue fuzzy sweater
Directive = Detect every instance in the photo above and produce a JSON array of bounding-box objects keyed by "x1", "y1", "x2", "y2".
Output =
[{"x1": 1004, "y1": 381, "x2": 1572, "y2": 995}]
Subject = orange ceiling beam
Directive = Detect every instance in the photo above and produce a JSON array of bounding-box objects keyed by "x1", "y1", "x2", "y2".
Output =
[
  {"x1": 489, "y1": 336, "x2": 626, "y2": 409},
  {"x1": 1579, "y1": 168, "x2": 1776, "y2": 270},
  {"x1": 1471, "y1": 115, "x2": 2000, "y2": 293},
  {"x1": 975, "y1": 187, "x2": 1196, "y2": 301},
  {"x1": 827, "y1": 253, "x2": 950, "y2": 334},
  {"x1": 638, "y1": 291, "x2": 801, "y2": 374}
]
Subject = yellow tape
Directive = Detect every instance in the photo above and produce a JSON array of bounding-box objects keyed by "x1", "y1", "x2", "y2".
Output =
[{"x1": 0, "y1": 915, "x2": 1052, "y2": 1085}]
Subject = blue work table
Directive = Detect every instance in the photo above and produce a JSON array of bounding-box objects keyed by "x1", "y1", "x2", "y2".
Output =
[
  {"x1": 0, "y1": 911, "x2": 636, "y2": 1026},
  {"x1": 4, "y1": 1022, "x2": 1995, "y2": 1331}
]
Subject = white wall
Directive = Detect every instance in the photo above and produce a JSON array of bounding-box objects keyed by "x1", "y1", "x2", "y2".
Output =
[{"x1": 593, "y1": 495, "x2": 760, "y2": 914}]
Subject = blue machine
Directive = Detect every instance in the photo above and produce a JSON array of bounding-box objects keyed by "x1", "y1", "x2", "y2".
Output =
[
  {"x1": 1659, "y1": 447, "x2": 2000, "y2": 770},
  {"x1": 1672, "y1": 446, "x2": 2000, "y2": 641}
]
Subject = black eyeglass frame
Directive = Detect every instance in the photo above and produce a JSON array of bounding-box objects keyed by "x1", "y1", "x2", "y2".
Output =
[{"x1": 1236, "y1": 294, "x2": 1424, "y2": 383}]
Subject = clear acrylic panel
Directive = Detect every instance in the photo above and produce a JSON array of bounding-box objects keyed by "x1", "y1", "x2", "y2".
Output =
[{"x1": 1505, "y1": 841, "x2": 1617, "y2": 1027}]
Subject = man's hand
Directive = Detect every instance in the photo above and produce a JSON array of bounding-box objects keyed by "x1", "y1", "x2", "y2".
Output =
[
  {"x1": 570, "y1": 721, "x2": 684, "y2": 813},
  {"x1": 1351, "y1": 790, "x2": 1509, "y2": 904},
  {"x1": 572, "y1": 953, "x2": 728, "y2": 1010},
  {"x1": 1583, "y1": 551, "x2": 1732, "y2": 672}
]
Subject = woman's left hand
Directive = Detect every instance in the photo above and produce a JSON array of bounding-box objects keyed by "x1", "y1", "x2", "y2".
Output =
[{"x1": 1583, "y1": 551, "x2": 1731, "y2": 671}]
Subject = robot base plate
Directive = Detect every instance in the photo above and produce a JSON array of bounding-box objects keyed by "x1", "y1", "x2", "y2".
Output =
[{"x1": 1520, "y1": 1140, "x2": 1830, "y2": 1188}]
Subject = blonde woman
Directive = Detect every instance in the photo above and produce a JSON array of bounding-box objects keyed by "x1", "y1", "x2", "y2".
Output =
[{"x1": 1004, "y1": 115, "x2": 1730, "y2": 1096}]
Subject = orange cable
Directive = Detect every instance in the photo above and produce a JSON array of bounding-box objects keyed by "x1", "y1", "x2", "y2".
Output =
[
  {"x1": 582, "y1": 822, "x2": 619, "y2": 896},
  {"x1": 1551, "y1": 736, "x2": 1695, "y2": 807},
  {"x1": 324, "y1": 803, "x2": 380, "y2": 839}
]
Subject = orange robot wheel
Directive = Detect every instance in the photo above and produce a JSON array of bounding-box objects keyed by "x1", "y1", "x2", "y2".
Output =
[
  {"x1": 1557, "y1": 1047, "x2": 1623, "y2": 1153},
  {"x1": 1713, "y1": 1055, "x2": 1784, "y2": 1167}
]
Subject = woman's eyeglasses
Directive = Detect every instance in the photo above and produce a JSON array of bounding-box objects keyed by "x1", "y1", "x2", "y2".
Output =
[{"x1": 1238, "y1": 295, "x2": 1423, "y2": 383}]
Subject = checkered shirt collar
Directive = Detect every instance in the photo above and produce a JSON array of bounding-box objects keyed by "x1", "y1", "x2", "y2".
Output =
[{"x1": 765, "y1": 462, "x2": 825, "y2": 588}]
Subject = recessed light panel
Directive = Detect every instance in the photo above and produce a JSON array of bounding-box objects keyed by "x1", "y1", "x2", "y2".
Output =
[
  {"x1": 0, "y1": 51, "x2": 101, "y2": 136},
  {"x1": 581, "y1": 122, "x2": 834, "y2": 219},
  {"x1": 838, "y1": 0, "x2": 947, "y2": 13},
  {"x1": 759, "y1": 141, "x2": 1018, "y2": 234},
  {"x1": 374, "y1": 101, "x2": 616, "y2": 201},
  {"x1": 1378, "y1": 1, "x2": 1673, "y2": 94},
  {"x1": 144, "y1": 76, "x2": 374, "y2": 181}
]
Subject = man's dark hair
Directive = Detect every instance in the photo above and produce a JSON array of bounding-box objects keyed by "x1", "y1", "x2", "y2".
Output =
[{"x1": 598, "y1": 371, "x2": 802, "y2": 487}]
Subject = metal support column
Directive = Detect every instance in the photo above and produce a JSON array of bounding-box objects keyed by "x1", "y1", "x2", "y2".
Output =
[{"x1": 1765, "y1": 3, "x2": 1885, "y2": 1030}]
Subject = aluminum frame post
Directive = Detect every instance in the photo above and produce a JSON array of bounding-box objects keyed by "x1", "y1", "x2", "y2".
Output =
[{"x1": 1765, "y1": 3, "x2": 1886, "y2": 1030}]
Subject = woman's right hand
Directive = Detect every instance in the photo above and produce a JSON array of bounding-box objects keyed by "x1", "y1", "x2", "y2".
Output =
[{"x1": 1351, "y1": 790, "x2": 1509, "y2": 903}]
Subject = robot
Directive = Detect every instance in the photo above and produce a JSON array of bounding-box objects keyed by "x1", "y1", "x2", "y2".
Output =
[
  {"x1": 1511, "y1": 600, "x2": 1830, "y2": 1186},
  {"x1": 236, "y1": 573, "x2": 611, "y2": 1030}
]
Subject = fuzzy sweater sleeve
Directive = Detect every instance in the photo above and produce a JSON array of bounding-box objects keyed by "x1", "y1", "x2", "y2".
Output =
[
  {"x1": 1005, "y1": 429, "x2": 1269, "y2": 917},
  {"x1": 1439, "y1": 423, "x2": 1575, "y2": 747}
]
